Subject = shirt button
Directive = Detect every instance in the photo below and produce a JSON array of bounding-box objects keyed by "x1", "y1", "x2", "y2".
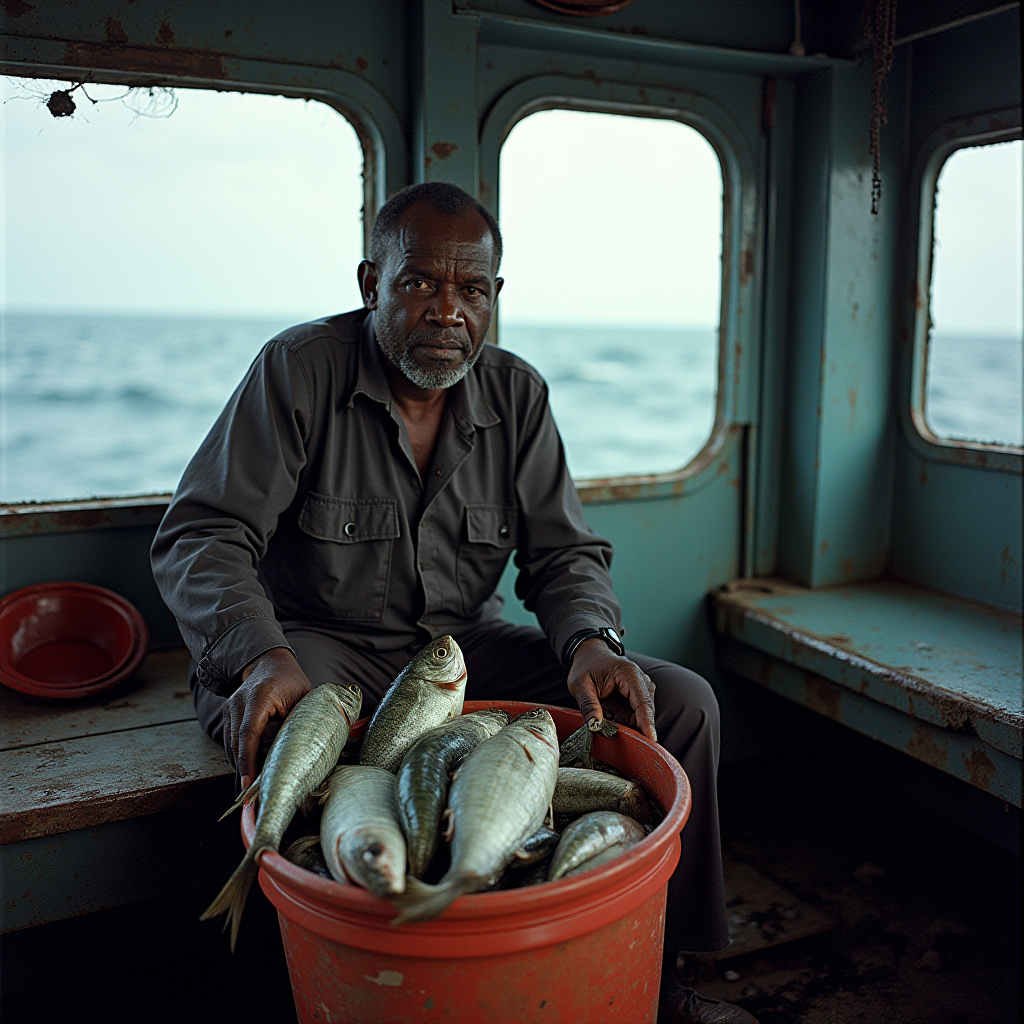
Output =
[
  {"x1": 499, "y1": 525, "x2": 510, "y2": 540},
  {"x1": 344, "y1": 522, "x2": 356, "y2": 537},
  {"x1": 435, "y1": 469, "x2": 443, "y2": 477}
]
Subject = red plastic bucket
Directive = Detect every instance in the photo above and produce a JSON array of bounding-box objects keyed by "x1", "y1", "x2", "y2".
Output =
[{"x1": 242, "y1": 700, "x2": 691, "y2": 1023}]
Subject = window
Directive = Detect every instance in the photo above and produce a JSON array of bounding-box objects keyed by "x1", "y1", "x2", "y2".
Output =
[
  {"x1": 498, "y1": 108, "x2": 723, "y2": 480},
  {"x1": 1, "y1": 79, "x2": 365, "y2": 503},
  {"x1": 924, "y1": 138, "x2": 1023, "y2": 449}
]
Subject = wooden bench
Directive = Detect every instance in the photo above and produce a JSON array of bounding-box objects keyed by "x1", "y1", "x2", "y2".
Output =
[
  {"x1": 712, "y1": 578, "x2": 1022, "y2": 808},
  {"x1": 1, "y1": 649, "x2": 237, "y2": 932}
]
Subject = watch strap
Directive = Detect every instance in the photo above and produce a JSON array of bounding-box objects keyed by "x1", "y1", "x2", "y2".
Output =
[{"x1": 562, "y1": 627, "x2": 625, "y2": 670}]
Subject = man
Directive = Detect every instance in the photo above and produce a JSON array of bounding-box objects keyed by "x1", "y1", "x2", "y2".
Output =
[{"x1": 152, "y1": 182, "x2": 755, "y2": 1024}]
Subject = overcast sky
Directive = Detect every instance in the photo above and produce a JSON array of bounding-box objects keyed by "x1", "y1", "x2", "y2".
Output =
[{"x1": 1, "y1": 78, "x2": 1021, "y2": 336}]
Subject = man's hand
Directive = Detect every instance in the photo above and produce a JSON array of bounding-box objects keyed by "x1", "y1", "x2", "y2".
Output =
[
  {"x1": 227, "y1": 647, "x2": 312, "y2": 788},
  {"x1": 567, "y1": 638, "x2": 657, "y2": 743}
]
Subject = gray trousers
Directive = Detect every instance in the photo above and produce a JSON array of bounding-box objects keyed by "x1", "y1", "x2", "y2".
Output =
[{"x1": 191, "y1": 619, "x2": 728, "y2": 952}]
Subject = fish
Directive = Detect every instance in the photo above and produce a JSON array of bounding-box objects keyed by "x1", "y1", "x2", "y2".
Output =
[
  {"x1": 283, "y1": 835, "x2": 333, "y2": 879},
  {"x1": 547, "y1": 811, "x2": 646, "y2": 882},
  {"x1": 396, "y1": 708, "x2": 510, "y2": 877},
  {"x1": 558, "y1": 717, "x2": 618, "y2": 770},
  {"x1": 390, "y1": 707, "x2": 560, "y2": 924},
  {"x1": 200, "y1": 682, "x2": 362, "y2": 949},
  {"x1": 320, "y1": 764, "x2": 407, "y2": 897},
  {"x1": 552, "y1": 767, "x2": 651, "y2": 824},
  {"x1": 359, "y1": 635, "x2": 467, "y2": 773}
]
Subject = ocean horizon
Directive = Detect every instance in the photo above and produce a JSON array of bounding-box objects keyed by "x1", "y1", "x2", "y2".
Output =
[{"x1": 0, "y1": 311, "x2": 1019, "y2": 504}]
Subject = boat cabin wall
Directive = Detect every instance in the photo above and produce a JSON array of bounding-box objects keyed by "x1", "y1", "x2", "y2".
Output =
[{"x1": 0, "y1": 1, "x2": 1020, "y2": 761}]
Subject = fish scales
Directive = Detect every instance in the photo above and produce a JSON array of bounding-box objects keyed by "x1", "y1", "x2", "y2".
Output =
[
  {"x1": 547, "y1": 810, "x2": 646, "y2": 881},
  {"x1": 390, "y1": 708, "x2": 560, "y2": 924},
  {"x1": 360, "y1": 635, "x2": 467, "y2": 773},
  {"x1": 321, "y1": 765, "x2": 407, "y2": 897},
  {"x1": 396, "y1": 708, "x2": 510, "y2": 877},
  {"x1": 552, "y1": 767, "x2": 651, "y2": 823},
  {"x1": 201, "y1": 683, "x2": 362, "y2": 949}
]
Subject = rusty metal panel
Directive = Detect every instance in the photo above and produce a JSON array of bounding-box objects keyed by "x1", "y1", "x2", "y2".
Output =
[
  {"x1": 1, "y1": 795, "x2": 236, "y2": 932},
  {"x1": 718, "y1": 637, "x2": 1021, "y2": 806}
]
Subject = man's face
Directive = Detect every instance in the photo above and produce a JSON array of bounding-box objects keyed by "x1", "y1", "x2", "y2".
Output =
[{"x1": 361, "y1": 203, "x2": 502, "y2": 391}]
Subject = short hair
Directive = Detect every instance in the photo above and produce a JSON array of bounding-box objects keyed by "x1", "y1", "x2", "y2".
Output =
[{"x1": 368, "y1": 182, "x2": 503, "y2": 271}]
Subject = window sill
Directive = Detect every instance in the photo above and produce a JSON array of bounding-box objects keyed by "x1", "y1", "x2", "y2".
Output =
[{"x1": 0, "y1": 496, "x2": 170, "y2": 538}]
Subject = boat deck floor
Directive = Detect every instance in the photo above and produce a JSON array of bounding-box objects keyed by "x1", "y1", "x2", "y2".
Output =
[{"x1": 2, "y1": 740, "x2": 1017, "y2": 1024}]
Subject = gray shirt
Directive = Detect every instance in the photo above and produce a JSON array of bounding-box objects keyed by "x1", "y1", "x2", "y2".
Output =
[{"x1": 151, "y1": 309, "x2": 621, "y2": 697}]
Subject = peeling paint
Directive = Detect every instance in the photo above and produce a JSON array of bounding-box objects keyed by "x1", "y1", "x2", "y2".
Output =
[
  {"x1": 156, "y1": 19, "x2": 175, "y2": 47},
  {"x1": 907, "y1": 722, "x2": 948, "y2": 769},
  {"x1": 964, "y1": 746, "x2": 996, "y2": 790},
  {"x1": 61, "y1": 41, "x2": 226, "y2": 78}
]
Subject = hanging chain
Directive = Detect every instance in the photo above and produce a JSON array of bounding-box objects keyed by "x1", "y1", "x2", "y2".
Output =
[{"x1": 864, "y1": 0, "x2": 898, "y2": 214}]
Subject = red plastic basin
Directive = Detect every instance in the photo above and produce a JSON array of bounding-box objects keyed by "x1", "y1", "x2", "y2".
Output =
[
  {"x1": 0, "y1": 582, "x2": 149, "y2": 698},
  {"x1": 243, "y1": 700, "x2": 691, "y2": 1024}
]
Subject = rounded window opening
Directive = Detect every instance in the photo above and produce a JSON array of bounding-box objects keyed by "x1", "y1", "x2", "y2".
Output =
[
  {"x1": 0, "y1": 79, "x2": 366, "y2": 503},
  {"x1": 498, "y1": 108, "x2": 724, "y2": 480},
  {"x1": 924, "y1": 137, "x2": 1023, "y2": 450}
]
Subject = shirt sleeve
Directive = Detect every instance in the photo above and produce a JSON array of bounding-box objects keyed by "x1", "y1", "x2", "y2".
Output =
[
  {"x1": 512, "y1": 378, "x2": 623, "y2": 662},
  {"x1": 150, "y1": 340, "x2": 313, "y2": 696}
]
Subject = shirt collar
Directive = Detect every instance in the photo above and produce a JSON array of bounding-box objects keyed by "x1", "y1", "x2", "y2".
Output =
[{"x1": 352, "y1": 313, "x2": 500, "y2": 434}]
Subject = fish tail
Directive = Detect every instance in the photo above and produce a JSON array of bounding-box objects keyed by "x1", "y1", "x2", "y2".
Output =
[
  {"x1": 389, "y1": 874, "x2": 478, "y2": 926},
  {"x1": 217, "y1": 771, "x2": 262, "y2": 822},
  {"x1": 200, "y1": 844, "x2": 264, "y2": 951},
  {"x1": 283, "y1": 835, "x2": 321, "y2": 861},
  {"x1": 620, "y1": 784, "x2": 651, "y2": 824}
]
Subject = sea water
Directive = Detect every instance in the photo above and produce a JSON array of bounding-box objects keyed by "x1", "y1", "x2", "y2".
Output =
[{"x1": 0, "y1": 313, "x2": 1019, "y2": 503}]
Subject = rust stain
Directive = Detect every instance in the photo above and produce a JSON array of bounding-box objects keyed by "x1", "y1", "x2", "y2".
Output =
[
  {"x1": 851, "y1": 301, "x2": 859, "y2": 322},
  {"x1": 1, "y1": 0, "x2": 35, "y2": 15},
  {"x1": 847, "y1": 388, "x2": 857, "y2": 430},
  {"x1": 156, "y1": 19, "x2": 175, "y2": 47},
  {"x1": 637, "y1": 87, "x2": 649, "y2": 104},
  {"x1": 906, "y1": 722, "x2": 948, "y2": 770},
  {"x1": 820, "y1": 540, "x2": 829, "y2": 555},
  {"x1": 739, "y1": 247, "x2": 755, "y2": 286},
  {"x1": 355, "y1": 56, "x2": 369, "y2": 72},
  {"x1": 804, "y1": 675, "x2": 842, "y2": 720},
  {"x1": 104, "y1": 17, "x2": 129, "y2": 44},
  {"x1": 430, "y1": 142, "x2": 457, "y2": 161},
  {"x1": 841, "y1": 557, "x2": 855, "y2": 578},
  {"x1": 61, "y1": 41, "x2": 226, "y2": 78},
  {"x1": 581, "y1": 68, "x2": 604, "y2": 87},
  {"x1": 964, "y1": 747, "x2": 996, "y2": 790},
  {"x1": 821, "y1": 634, "x2": 854, "y2": 650}
]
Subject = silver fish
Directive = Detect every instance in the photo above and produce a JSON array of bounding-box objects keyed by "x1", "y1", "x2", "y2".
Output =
[
  {"x1": 320, "y1": 765, "x2": 407, "y2": 897},
  {"x1": 201, "y1": 683, "x2": 362, "y2": 949},
  {"x1": 391, "y1": 708, "x2": 560, "y2": 924},
  {"x1": 396, "y1": 708, "x2": 510, "y2": 877},
  {"x1": 359, "y1": 635, "x2": 467, "y2": 773},
  {"x1": 559, "y1": 717, "x2": 618, "y2": 770},
  {"x1": 547, "y1": 811, "x2": 646, "y2": 881},
  {"x1": 283, "y1": 835, "x2": 332, "y2": 879},
  {"x1": 552, "y1": 767, "x2": 651, "y2": 824}
]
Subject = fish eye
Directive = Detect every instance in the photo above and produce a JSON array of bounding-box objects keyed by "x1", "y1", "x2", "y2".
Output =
[{"x1": 435, "y1": 646, "x2": 448, "y2": 658}]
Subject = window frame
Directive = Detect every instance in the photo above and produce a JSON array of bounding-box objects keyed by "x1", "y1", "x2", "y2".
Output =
[
  {"x1": 903, "y1": 107, "x2": 1023, "y2": 473},
  {"x1": 0, "y1": 59, "x2": 403, "y2": 534},
  {"x1": 480, "y1": 75, "x2": 757, "y2": 503}
]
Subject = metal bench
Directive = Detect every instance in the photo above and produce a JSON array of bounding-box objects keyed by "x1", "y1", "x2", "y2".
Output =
[
  {"x1": 712, "y1": 578, "x2": 1022, "y2": 808},
  {"x1": 0, "y1": 649, "x2": 236, "y2": 932}
]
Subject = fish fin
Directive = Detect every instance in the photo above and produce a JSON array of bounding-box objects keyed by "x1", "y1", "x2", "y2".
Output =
[
  {"x1": 389, "y1": 874, "x2": 478, "y2": 925},
  {"x1": 441, "y1": 808, "x2": 455, "y2": 842},
  {"x1": 597, "y1": 719, "x2": 618, "y2": 737},
  {"x1": 619, "y1": 784, "x2": 651, "y2": 825},
  {"x1": 200, "y1": 844, "x2": 264, "y2": 951},
  {"x1": 217, "y1": 772, "x2": 262, "y2": 822}
]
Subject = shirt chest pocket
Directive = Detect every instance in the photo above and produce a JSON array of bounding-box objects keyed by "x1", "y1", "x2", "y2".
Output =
[
  {"x1": 297, "y1": 494, "x2": 400, "y2": 621},
  {"x1": 457, "y1": 504, "x2": 517, "y2": 617}
]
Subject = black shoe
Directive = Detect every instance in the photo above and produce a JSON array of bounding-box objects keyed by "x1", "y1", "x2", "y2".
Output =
[{"x1": 657, "y1": 981, "x2": 759, "y2": 1024}]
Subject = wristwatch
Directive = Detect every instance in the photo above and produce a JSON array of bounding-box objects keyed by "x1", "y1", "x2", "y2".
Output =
[{"x1": 562, "y1": 627, "x2": 625, "y2": 670}]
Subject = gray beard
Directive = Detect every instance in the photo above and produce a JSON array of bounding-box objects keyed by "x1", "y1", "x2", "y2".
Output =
[{"x1": 375, "y1": 313, "x2": 482, "y2": 390}]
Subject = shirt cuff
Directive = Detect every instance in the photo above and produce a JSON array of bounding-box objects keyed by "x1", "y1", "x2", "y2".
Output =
[
  {"x1": 196, "y1": 615, "x2": 292, "y2": 697},
  {"x1": 548, "y1": 611, "x2": 619, "y2": 669}
]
